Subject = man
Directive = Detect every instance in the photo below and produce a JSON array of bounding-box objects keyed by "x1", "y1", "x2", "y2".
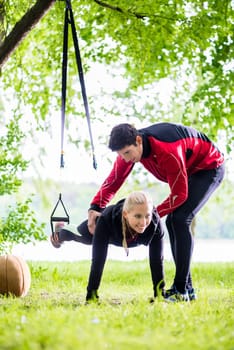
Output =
[{"x1": 88, "y1": 122, "x2": 225, "y2": 301}]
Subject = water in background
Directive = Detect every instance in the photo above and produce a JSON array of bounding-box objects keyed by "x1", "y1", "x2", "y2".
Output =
[{"x1": 12, "y1": 239, "x2": 234, "y2": 263}]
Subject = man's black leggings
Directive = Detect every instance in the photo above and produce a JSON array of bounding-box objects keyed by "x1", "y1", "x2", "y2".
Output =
[{"x1": 165, "y1": 164, "x2": 225, "y2": 293}]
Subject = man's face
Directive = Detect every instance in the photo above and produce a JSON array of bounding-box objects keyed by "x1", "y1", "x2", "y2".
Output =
[{"x1": 117, "y1": 136, "x2": 143, "y2": 163}]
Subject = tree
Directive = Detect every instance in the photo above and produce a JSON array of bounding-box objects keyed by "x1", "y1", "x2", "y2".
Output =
[
  {"x1": 0, "y1": 0, "x2": 233, "y2": 250},
  {"x1": 0, "y1": 0, "x2": 55, "y2": 68},
  {"x1": 0, "y1": 115, "x2": 46, "y2": 254}
]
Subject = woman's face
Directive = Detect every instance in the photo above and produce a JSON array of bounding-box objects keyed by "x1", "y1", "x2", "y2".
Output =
[{"x1": 123, "y1": 202, "x2": 152, "y2": 233}]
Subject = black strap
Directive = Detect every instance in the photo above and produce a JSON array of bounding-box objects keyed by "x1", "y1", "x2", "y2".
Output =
[
  {"x1": 60, "y1": 3, "x2": 69, "y2": 168},
  {"x1": 60, "y1": 0, "x2": 97, "y2": 170}
]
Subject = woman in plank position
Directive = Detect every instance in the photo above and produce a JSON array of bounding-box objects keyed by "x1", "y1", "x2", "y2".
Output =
[{"x1": 51, "y1": 191, "x2": 165, "y2": 302}]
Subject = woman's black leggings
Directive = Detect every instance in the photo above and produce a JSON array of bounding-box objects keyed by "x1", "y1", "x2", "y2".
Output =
[{"x1": 165, "y1": 164, "x2": 225, "y2": 293}]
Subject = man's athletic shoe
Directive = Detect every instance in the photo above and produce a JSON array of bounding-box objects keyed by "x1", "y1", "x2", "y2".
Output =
[
  {"x1": 164, "y1": 285, "x2": 189, "y2": 302},
  {"x1": 188, "y1": 288, "x2": 197, "y2": 301},
  {"x1": 50, "y1": 222, "x2": 65, "y2": 248}
]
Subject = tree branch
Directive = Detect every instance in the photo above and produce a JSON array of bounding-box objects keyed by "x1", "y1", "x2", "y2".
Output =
[
  {"x1": 0, "y1": 0, "x2": 56, "y2": 69},
  {"x1": 94, "y1": 0, "x2": 146, "y2": 19},
  {"x1": 93, "y1": 0, "x2": 182, "y2": 21}
]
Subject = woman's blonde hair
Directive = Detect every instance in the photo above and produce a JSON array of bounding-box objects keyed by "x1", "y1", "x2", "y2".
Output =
[{"x1": 122, "y1": 191, "x2": 153, "y2": 255}]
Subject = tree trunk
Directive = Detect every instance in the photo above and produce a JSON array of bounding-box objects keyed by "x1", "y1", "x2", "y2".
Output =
[
  {"x1": 0, "y1": 0, "x2": 5, "y2": 45},
  {"x1": 0, "y1": 0, "x2": 56, "y2": 69}
]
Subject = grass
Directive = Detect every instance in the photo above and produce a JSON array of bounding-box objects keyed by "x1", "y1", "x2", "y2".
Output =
[{"x1": 0, "y1": 260, "x2": 233, "y2": 350}]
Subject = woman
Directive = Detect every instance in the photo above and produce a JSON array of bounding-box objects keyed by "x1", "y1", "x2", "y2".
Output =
[{"x1": 50, "y1": 191, "x2": 165, "y2": 302}]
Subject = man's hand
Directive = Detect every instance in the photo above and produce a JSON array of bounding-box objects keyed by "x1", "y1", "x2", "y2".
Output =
[{"x1": 87, "y1": 209, "x2": 101, "y2": 234}]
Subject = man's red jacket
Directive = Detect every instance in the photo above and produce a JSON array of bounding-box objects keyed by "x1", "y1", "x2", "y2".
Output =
[{"x1": 90, "y1": 123, "x2": 224, "y2": 217}]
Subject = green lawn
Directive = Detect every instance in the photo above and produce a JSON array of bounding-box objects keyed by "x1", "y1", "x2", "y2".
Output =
[{"x1": 0, "y1": 260, "x2": 233, "y2": 350}]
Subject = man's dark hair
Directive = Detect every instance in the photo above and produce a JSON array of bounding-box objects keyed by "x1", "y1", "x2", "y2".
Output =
[{"x1": 108, "y1": 123, "x2": 138, "y2": 151}]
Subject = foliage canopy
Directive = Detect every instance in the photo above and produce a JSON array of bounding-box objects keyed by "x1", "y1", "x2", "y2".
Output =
[{"x1": 0, "y1": 0, "x2": 233, "y2": 146}]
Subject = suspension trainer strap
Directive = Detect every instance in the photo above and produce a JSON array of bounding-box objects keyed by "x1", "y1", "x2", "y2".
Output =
[
  {"x1": 60, "y1": 4, "x2": 69, "y2": 168},
  {"x1": 62, "y1": 0, "x2": 97, "y2": 170}
]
